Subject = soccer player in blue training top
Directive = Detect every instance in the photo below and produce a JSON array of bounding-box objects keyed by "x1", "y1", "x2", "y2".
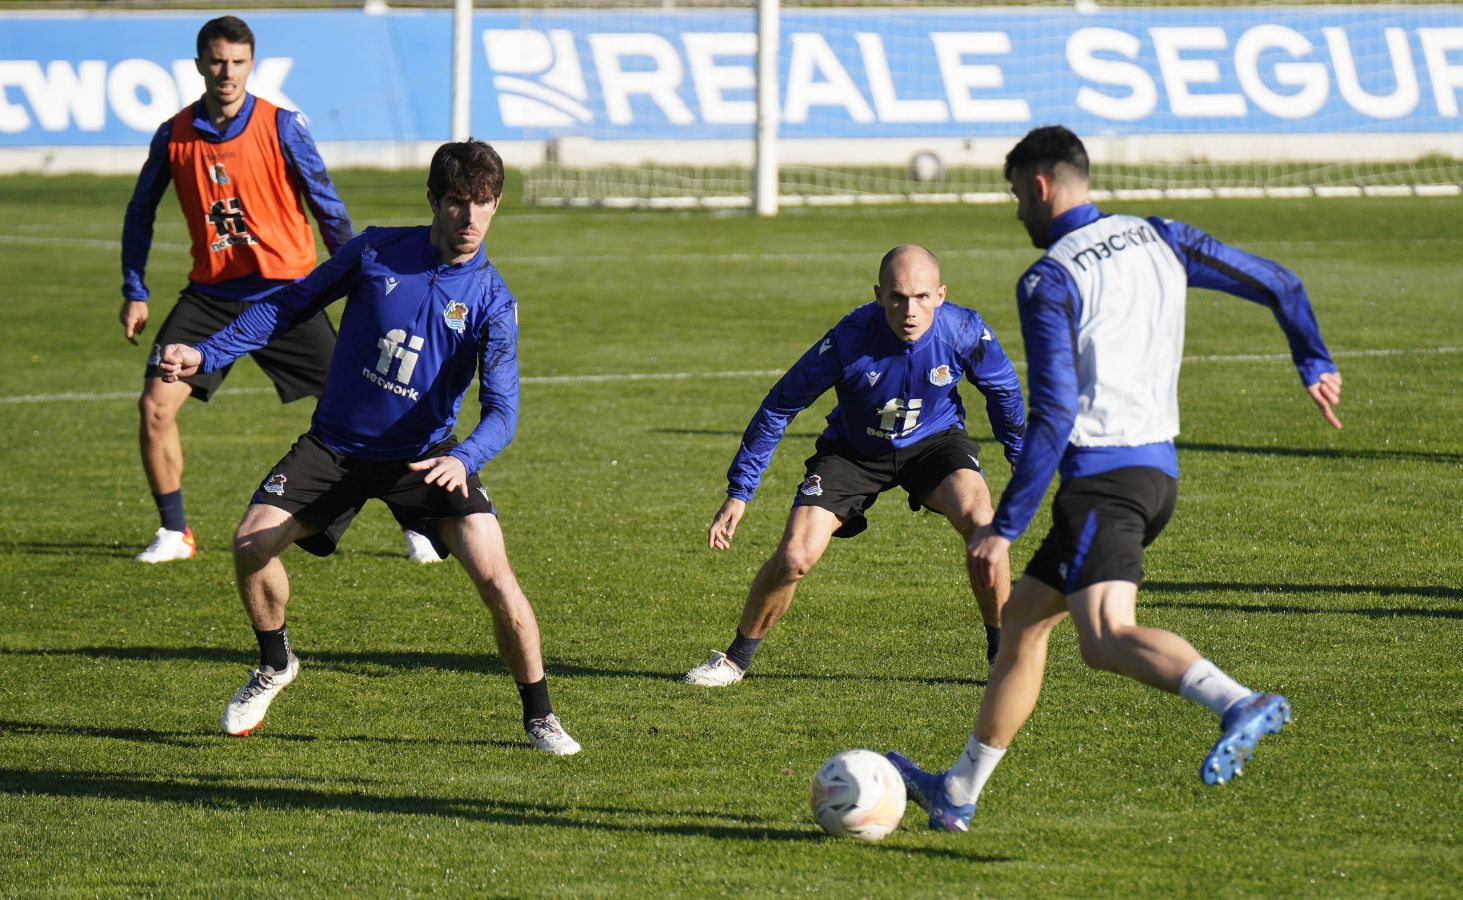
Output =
[
  {"x1": 120, "y1": 15, "x2": 354, "y2": 564},
  {"x1": 157, "y1": 140, "x2": 581, "y2": 755},
  {"x1": 887, "y1": 125, "x2": 1343, "y2": 832},
  {"x1": 684, "y1": 244, "x2": 1026, "y2": 687}
]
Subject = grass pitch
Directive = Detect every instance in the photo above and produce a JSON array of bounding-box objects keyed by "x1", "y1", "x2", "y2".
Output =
[{"x1": 0, "y1": 170, "x2": 1459, "y2": 896}]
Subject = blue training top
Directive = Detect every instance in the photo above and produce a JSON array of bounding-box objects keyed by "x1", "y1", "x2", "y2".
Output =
[
  {"x1": 193, "y1": 226, "x2": 519, "y2": 473},
  {"x1": 727, "y1": 301, "x2": 1026, "y2": 502}
]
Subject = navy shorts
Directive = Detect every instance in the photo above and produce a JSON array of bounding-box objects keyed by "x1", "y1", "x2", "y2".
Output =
[
  {"x1": 250, "y1": 434, "x2": 494, "y2": 558},
  {"x1": 793, "y1": 426, "x2": 984, "y2": 539},
  {"x1": 147, "y1": 287, "x2": 335, "y2": 403},
  {"x1": 1024, "y1": 466, "x2": 1177, "y2": 594}
]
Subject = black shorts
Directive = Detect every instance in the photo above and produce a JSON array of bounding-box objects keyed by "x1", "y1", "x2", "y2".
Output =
[
  {"x1": 1024, "y1": 466, "x2": 1177, "y2": 594},
  {"x1": 792, "y1": 427, "x2": 984, "y2": 539},
  {"x1": 250, "y1": 433, "x2": 495, "y2": 558},
  {"x1": 146, "y1": 287, "x2": 335, "y2": 403}
]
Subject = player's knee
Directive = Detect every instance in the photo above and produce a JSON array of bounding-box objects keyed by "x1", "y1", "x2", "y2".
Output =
[
  {"x1": 231, "y1": 517, "x2": 290, "y2": 568},
  {"x1": 231, "y1": 525, "x2": 274, "y2": 569},
  {"x1": 769, "y1": 547, "x2": 818, "y2": 582},
  {"x1": 138, "y1": 392, "x2": 178, "y2": 431},
  {"x1": 475, "y1": 575, "x2": 529, "y2": 618}
]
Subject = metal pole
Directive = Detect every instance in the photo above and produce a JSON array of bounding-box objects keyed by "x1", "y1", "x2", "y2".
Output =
[
  {"x1": 451, "y1": 0, "x2": 472, "y2": 141},
  {"x1": 754, "y1": 0, "x2": 779, "y2": 216}
]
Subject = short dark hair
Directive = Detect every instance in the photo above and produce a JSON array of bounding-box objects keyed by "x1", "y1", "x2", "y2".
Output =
[
  {"x1": 1003, "y1": 125, "x2": 1089, "y2": 182},
  {"x1": 197, "y1": 16, "x2": 255, "y2": 59},
  {"x1": 428, "y1": 140, "x2": 505, "y2": 204}
]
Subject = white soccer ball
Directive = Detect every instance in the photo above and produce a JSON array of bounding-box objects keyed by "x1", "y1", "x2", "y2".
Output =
[
  {"x1": 908, "y1": 151, "x2": 943, "y2": 184},
  {"x1": 810, "y1": 749, "x2": 907, "y2": 841}
]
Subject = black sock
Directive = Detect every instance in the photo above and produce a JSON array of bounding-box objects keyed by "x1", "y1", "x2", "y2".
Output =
[
  {"x1": 516, "y1": 678, "x2": 553, "y2": 726},
  {"x1": 153, "y1": 489, "x2": 186, "y2": 533},
  {"x1": 985, "y1": 625, "x2": 1001, "y2": 664},
  {"x1": 254, "y1": 624, "x2": 291, "y2": 671},
  {"x1": 725, "y1": 629, "x2": 762, "y2": 671}
]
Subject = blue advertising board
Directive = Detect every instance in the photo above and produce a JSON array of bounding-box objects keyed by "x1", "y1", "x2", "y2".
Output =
[{"x1": 1, "y1": 7, "x2": 1460, "y2": 146}]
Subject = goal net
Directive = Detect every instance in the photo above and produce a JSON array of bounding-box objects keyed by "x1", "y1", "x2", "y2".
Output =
[{"x1": 484, "y1": 1, "x2": 1463, "y2": 210}]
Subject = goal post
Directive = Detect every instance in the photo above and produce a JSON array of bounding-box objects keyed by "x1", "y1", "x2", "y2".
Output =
[{"x1": 754, "y1": 0, "x2": 779, "y2": 217}]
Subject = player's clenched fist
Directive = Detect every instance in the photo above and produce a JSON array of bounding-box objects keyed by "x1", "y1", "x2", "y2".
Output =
[{"x1": 157, "y1": 343, "x2": 202, "y2": 382}]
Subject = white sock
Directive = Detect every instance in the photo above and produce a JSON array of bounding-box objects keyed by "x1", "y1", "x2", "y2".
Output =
[
  {"x1": 1178, "y1": 658, "x2": 1251, "y2": 717},
  {"x1": 944, "y1": 733, "x2": 1006, "y2": 806}
]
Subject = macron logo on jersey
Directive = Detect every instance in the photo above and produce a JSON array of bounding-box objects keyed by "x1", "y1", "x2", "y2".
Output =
[
  {"x1": 865, "y1": 370, "x2": 881, "y2": 387},
  {"x1": 385, "y1": 277, "x2": 399, "y2": 295},
  {"x1": 1023, "y1": 273, "x2": 1042, "y2": 296},
  {"x1": 819, "y1": 338, "x2": 832, "y2": 355}
]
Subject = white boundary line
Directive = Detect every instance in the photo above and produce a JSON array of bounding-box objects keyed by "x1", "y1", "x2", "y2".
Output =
[
  {"x1": 4, "y1": 347, "x2": 1456, "y2": 407},
  {"x1": 0, "y1": 234, "x2": 190, "y2": 252}
]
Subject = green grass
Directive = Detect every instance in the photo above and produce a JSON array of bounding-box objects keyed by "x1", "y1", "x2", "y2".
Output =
[{"x1": 0, "y1": 170, "x2": 1460, "y2": 897}]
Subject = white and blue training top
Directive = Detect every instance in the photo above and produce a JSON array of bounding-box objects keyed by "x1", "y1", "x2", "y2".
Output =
[{"x1": 991, "y1": 203, "x2": 1336, "y2": 541}]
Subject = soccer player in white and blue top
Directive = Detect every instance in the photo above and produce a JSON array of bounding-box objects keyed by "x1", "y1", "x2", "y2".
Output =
[
  {"x1": 889, "y1": 126, "x2": 1344, "y2": 832},
  {"x1": 158, "y1": 141, "x2": 580, "y2": 756},
  {"x1": 684, "y1": 245, "x2": 1026, "y2": 687}
]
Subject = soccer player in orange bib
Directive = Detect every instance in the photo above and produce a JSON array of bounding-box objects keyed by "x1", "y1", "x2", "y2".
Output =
[{"x1": 118, "y1": 16, "x2": 355, "y2": 563}]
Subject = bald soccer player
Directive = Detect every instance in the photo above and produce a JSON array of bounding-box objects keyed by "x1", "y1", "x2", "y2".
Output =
[{"x1": 685, "y1": 245, "x2": 1026, "y2": 687}]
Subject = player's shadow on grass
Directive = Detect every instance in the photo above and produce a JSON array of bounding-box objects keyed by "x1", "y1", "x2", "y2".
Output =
[
  {"x1": 0, "y1": 540, "x2": 142, "y2": 559},
  {"x1": 0, "y1": 645, "x2": 984, "y2": 686},
  {"x1": 0, "y1": 767, "x2": 1008, "y2": 859},
  {"x1": 0, "y1": 719, "x2": 520, "y2": 751},
  {"x1": 1143, "y1": 581, "x2": 1463, "y2": 617},
  {"x1": 1176, "y1": 440, "x2": 1463, "y2": 465}
]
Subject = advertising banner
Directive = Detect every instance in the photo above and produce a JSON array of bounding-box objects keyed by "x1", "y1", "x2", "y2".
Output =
[{"x1": 1, "y1": 7, "x2": 1460, "y2": 147}]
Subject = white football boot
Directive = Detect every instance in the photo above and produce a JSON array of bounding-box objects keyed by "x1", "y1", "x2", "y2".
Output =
[
  {"x1": 684, "y1": 650, "x2": 745, "y2": 687},
  {"x1": 135, "y1": 527, "x2": 197, "y2": 563},
  {"x1": 402, "y1": 528, "x2": 446, "y2": 563},
  {"x1": 221, "y1": 653, "x2": 300, "y2": 736},
  {"x1": 525, "y1": 714, "x2": 582, "y2": 756}
]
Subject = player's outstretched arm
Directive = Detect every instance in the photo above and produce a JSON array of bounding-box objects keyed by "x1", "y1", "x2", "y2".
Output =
[
  {"x1": 157, "y1": 344, "x2": 202, "y2": 382},
  {"x1": 409, "y1": 456, "x2": 470, "y2": 498},
  {"x1": 708, "y1": 497, "x2": 746, "y2": 551},
  {"x1": 1307, "y1": 370, "x2": 1343, "y2": 430}
]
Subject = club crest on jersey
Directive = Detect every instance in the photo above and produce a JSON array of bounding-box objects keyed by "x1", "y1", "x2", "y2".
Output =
[
  {"x1": 798, "y1": 474, "x2": 824, "y2": 497},
  {"x1": 148, "y1": 343, "x2": 162, "y2": 367},
  {"x1": 443, "y1": 301, "x2": 468, "y2": 333},
  {"x1": 262, "y1": 473, "x2": 287, "y2": 496},
  {"x1": 208, "y1": 162, "x2": 230, "y2": 186},
  {"x1": 929, "y1": 364, "x2": 954, "y2": 386}
]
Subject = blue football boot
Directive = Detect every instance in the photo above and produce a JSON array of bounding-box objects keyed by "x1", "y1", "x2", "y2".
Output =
[
  {"x1": 885, "y1": 751, "x2": 975, "y2": 832},
  {"x1": 1201, "y1": 692, "x2": 1292, "y2": 785}
]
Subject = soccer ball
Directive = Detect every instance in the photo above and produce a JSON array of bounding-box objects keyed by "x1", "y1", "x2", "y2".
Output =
[
  {"x1": 810, "y1": 749, "x2": 907, "y2": 841},
  {"x1": 908, "y1": 151, "x2": 943, "y2": 184}
]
